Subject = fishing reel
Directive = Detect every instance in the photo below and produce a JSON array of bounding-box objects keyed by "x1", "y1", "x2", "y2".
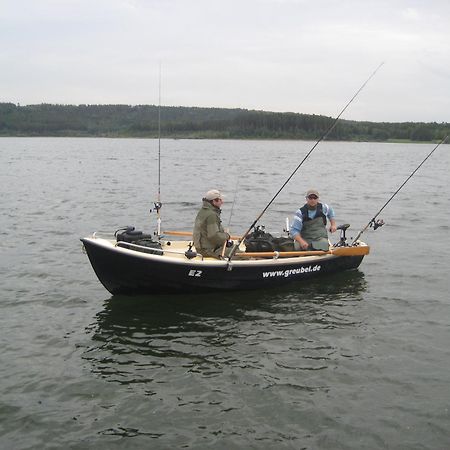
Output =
[
  {"x1": 150, "y1": 201, "x2": 162, "y2": 214},
  {"x1": 252, "y1": 225, "x2": 266, "y2": 238},
  {"x1": 369, "y1": 218, "x2": 385, "y2": 230}
]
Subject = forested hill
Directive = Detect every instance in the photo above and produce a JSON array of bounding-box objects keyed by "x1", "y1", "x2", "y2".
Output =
[{"x1": 0, "y1": 102, "x2": 448, "y2": 142}]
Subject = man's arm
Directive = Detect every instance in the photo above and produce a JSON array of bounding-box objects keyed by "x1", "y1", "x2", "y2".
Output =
[
  {"x1": 206, "y1": 215, "x2": 228, "y2": 246},
  {"x1": 325, "y1": 204, "x2": 337, "y2": 233},
  {"x1": 290, "y1": 210, "x2": 309, "y2": 249}
]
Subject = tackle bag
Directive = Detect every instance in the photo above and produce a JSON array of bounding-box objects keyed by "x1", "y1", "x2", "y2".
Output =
[
  {"x1": 115, "y1": 226, "x2": 163, "y2": 255},
  {"x1": 244, "y1": 228, "x2": 295, "y2": 252},
  {"x1": 115, "y1": 226, "x2": 154, "y2": 243}
]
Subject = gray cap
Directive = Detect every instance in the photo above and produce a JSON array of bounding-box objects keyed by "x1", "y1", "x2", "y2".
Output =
[
  {"x1": 204, "y1": 189, "x2": 225, "y2": 200},
  {"x1": 306, "y1": 189, "x2": 319, "y2": 197}
]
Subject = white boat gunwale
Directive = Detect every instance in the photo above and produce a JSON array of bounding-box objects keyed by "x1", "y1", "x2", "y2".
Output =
[{"x1": 83, "y1": 234, "x2": 369, "y2": 268}]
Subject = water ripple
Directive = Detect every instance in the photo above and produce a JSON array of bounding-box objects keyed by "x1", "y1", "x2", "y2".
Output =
[{"x1": 1, "y1": 138, "x2": 450, "y2": 449}]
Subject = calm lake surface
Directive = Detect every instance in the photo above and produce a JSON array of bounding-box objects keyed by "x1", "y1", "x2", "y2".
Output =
[{"x1": 1, "y1": 137, "x2": 449, "y2": 449}]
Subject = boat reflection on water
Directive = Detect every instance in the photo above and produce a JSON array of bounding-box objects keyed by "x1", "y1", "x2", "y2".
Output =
[{"x1": 83, "y1": 270, "x2": 368, "y2": 386}]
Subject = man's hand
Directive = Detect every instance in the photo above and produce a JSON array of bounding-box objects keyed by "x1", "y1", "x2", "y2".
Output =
[
  {"x1": 297, "y1": 238, "x2": 309, "y2": 250},
  {"x1": 329, "y1": 220, "x2": 337, "y2": 233}
]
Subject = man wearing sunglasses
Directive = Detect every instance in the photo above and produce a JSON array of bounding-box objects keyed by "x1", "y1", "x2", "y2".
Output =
[{"x1": 290, "y1": 189, "x2": 337, "y2": 251}]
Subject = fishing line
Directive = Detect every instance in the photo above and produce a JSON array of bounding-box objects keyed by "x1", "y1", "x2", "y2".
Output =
[
  {"x1": 352, "y1": 134, "x2": 448, "y2": 244},
  {"x1": 228, "y1": 62, "x2": 384, "y2": 259}
]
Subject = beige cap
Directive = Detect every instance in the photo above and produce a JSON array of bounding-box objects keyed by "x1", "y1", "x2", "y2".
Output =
[
  {"x1": 204, "y1": 189, "x2": 225, "y2": 200},
  {"x1": 306, "y1": 189, "x2": 319, "y2": 197}
]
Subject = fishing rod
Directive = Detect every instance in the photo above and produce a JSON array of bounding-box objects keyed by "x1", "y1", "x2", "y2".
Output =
[
  {"x1": 221, "y1": 174, "x2": 241, "y2": 258},
  {"x1": 228, "y1": 62, "x2": 384, "y2": 259},
  {"x1": 227, "y1": 173, "x2": 241, "y2": 230},
  {"x1": 352, "y1": 134, "x2": 448, "y2": 244},
  {"x1": 153, "y1": 63, "x2": 163, "y2": 237}
]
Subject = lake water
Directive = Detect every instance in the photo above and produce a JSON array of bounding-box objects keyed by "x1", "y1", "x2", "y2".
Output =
[{"x1": 1, "y1": 137, "x2": 449, "y2": 449}]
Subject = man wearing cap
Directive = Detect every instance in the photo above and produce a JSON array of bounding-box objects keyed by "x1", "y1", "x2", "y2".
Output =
[
  {"x1": 193, "y1": 189, "x2": 231, "y2": 258},
  {"x1": 290, "y1": 189, "x2": 337, "y2": 251}
]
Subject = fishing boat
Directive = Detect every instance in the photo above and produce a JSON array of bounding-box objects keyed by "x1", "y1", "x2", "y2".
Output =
[
  {"x1": 81, "y1": 226, "x2": 370, "y2": 295},
  {"x1": 81, "y1": 137, "x2": 445, "y2": 297},
  {"x1": 80, "y1": 61, "x2": 446, "y2": 296},
  {"x1": 81, "y1": 67, "x2": 380, "y2": 296}
]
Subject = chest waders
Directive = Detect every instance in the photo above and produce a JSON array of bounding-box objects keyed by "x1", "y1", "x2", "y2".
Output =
[{"x1": 301, "y1": 216, "x2": 330, "y2": 251}]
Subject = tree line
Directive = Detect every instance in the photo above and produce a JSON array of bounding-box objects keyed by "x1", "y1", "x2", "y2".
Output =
[{"x1": 0, "y1": 102, "x2": 448, "y2": 142}]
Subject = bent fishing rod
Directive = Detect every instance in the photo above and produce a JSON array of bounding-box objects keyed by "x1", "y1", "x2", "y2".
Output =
[
  {"x1": 352, "y1": 134, "x2": 448, "y2": 244},
  {"x1": 228, "y1": 62, "x2": 384, "y2": 259}
]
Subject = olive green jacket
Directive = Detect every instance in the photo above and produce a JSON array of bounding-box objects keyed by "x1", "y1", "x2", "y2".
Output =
[{"x1": 193, "y1": 201, "x2": 228, "y2": 257}]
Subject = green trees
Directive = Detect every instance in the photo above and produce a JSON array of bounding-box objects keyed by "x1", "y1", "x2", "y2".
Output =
[
  {"x1": 410, "y1": 124, "x2": 434, "y2": 141},
  {"x1": 0, "y1": 102, "x2": 447, "y2": 142}
]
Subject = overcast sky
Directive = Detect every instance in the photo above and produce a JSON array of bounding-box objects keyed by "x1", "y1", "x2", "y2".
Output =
[{"x1": 1, "y1": 0, "x2": 449, "y2": 122}]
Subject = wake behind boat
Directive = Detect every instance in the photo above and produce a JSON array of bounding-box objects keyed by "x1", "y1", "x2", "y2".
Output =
[{"x1": 81, "y1": 227, "x2": 369, "y2": 295}]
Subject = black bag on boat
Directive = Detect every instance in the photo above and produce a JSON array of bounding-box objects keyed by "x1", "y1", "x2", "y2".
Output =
[
  {"x1": 244, "y1": 228, "x2": 295, "y2": 252},
  {"x1": 115, "y1": 227, "x2": 163, "y2": 255},
  {"x1": 245, "y1": 234, "x2": 275, "y2": 252},
  {"x1": 272, "y1": 237, "x2": 295, "y2": 252},
  {"x1": 115, "y1": 226, "x2": 154, "y2": 243},
  {"x1": 244, "y1": 228, "x2": 275, "y2": 252},
  {"x1": 131, "y1": 238, "x2": 163, "y2": 255}
]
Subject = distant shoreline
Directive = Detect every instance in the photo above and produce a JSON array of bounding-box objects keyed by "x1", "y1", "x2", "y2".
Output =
[
  {"x1": 1, "y1": 103, "x2": 448, "y2": 143},
  {"x1": 1, "y1": 134, "x2": 445, "y2": 145}
]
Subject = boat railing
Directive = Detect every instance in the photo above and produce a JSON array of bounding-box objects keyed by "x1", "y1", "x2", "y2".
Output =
[
  {"x1": 92, "y1": 231, "x2": 117, "y2": 240},
  {"x1": 90, "y1": 231, "x2": 204, "y2": 258},
  {"x1": 115, "y1": 240, "x2": 203, "y2": 258},
  {"x1": 92, "y1": 232, "x2": 360, "y2": 260},
  {"x1": 116, "y1": 240, "x2": 164, "y2": 255}
]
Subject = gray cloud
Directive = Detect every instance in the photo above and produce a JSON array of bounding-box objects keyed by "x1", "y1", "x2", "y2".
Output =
[{"x1": 1, "y1": 0, "x2": 449, "y2": 121}]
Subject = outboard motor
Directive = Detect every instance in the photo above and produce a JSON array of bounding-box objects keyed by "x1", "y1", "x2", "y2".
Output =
[{"x1": 334, "y1": 223, "x2": 350, "y2": 247}]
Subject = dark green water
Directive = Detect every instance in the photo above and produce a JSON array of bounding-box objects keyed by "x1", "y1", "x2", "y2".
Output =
[{"x1": 1, "y1": 138, "x2": 449, "y2": 449}]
